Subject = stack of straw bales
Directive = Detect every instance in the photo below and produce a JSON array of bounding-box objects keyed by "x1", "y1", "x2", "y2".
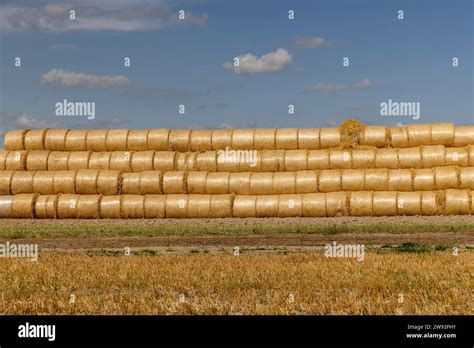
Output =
[{"x1": 1, "y1": 121, "x2": 473, "y2": 218}]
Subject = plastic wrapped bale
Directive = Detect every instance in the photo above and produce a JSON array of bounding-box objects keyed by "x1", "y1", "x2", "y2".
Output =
[
  {"x1": 165, "y1": 194, "x2": 188, "y2": 218},
  {"x1": 187, "y1": 194, "x2": 211, "y2": 218},
  {"x1": 5, "y1": 151, "x2": 28, "y2": 170},
  {"x1": 249, "y1": 173, "x2": 273, "y2": 195},
  {"x1": 284, "y1": 150, "x2": 308, "y2": 171},
  {"x1": 341, "y1": 169, "x2": 365, "y2": 191},
  {"x1": 388, "y1": 169, "x2": 412, "y2": 191},
  {"x1": 4, "y1": 129, "x2": 28, "y2": 150},
  {"x1": 254, "y1": 129, "x2": 276, "y2": 150},
  {"x1": 397, "y1": 192, "x2": 421, "y2": 215},
  {"x1": 77, "y1": 195, "x2": 101, "y2": 219},
  {"x1": 0, "y1": 196, "x2": 13, "y2": 218},
  {"x1": 127, "y1": 130, "x2": 149, "y2": 151},
  {"x1": 53, "y1": 171, "x2": 77, "y2": 194},
  {"x1": 350, "y1": 191, "x2": 373, "y2": 216},
  {"x1": 121, "y1": 195, "x2": 145, "y2": 218},
  {"x1": 260, "y1": 150, "x2": 285, "y2": 172},
  {"x1": 0, "y1": 150, "x2": 7, "y2": 170},
  {"x1": 26, "y1": 150, "x2": 50, "y2": 171},
  {"x1": 11, "y1": 171, "x2": 35, "y2": 194},
  {"x1": 65, "y1": 130, "x2": 88, "y2": 151},
  {"x1": 47, "y1": 152, "x2": 70, "y2": 171},
  {"x1": 279, "y1": 194, "x2": 303, "y2": 217},
  {"x1": 298, "y1": 128, "x2": 320, "y2": 150},
  {"x1": 329, "y1": 150, "x2": 352, "y2": 169},
  {"x1": 431, "y1": 123, "x2": 454, "y2": 146},
  {"x1": 421, "y1": 191, "x2": 438, "y2": 215},
  {"x1": 256, "y1": 195, "x2": 279, "y2": 217},
  {"x1": 131, "y1": 151, "x2": 155, "y2": 172},
  {"x1": 413, "y1": 169, "x2": 435, "y2": 191},
  {"x1": 32, "y1": 172, "x2": 54, "y2": 195},
  {"x1": 318, "y1": 170, "x2": 342, "y2": 192},
  {"x1": 44, "y1": 129, "x2": 69, "y2": 151},
  {"x1": 121, "y1": 173, "x2": 141, "y2": 194},
  {"x1": 187, "y1": 172, "x2": 207, "y2": 194},
  {"x1": 148, "y1": 129, "x2": 170, "y2": 151},
  {"x1": 25, "y1": 129, "x2": 48, "y2": 150},
  {"x1": 204, "y1": 172, "x2": 229, "y2": 194},
  {"x1": 34, "y1": 195, "x2": 58, "y2": 219},
  {"x1": 144, "y1": 195, "x2": 166, "y2": 218},
  {"x1": 100, "y1": 196, "x2": 122, "y2": 219},
  {"x1": 96, "y1": 170, "x2": 122, "y2": 195},
  {"x1": 139, "y1": 171, "x2": 162, "y2": 194},
  {"x1": 421, "y1": 145, "x2": 445, "y2": 168},
  {"x1": 57, "y1": 194, "x2": 79, "y2": 219},
  {"x1": 273, "y1": 172, "x2": 296, "y2": 194},
  {"x1": 176, "y1": 152, "x2": 197, "y2": 171},
  {"x1": 364, "y1": 169, "x2": 388, "y2": 191},
  {"x1": 12, "y1": 193, "x2": 37, "y2": 218},
  {"x1": 275, "y1": 129, "x2": 298, "y2": 150},
  {"x1": 296, "y1": 171, "x2": 317, "y2": 193},
  {"x1": 153, "y1": 151, "x2": 176, "y2": 171},
  {"x1": 375, "y1": 148, "x2": 398, "y2": 169},
  {"x1": 163, "y1": 171, "x2": 187, "y2": 194},
  {"x1": 372, "y1": 192, "x2": 397, "y2": 216},
  {"x1": 233, "y1": 195, "x2": 256, "y2": 217},
  {"x1": 211, "y1": 129, "x2": 233, "y2": 150},
  {"x1": 407, "y1": 124, "x2": 431, "y2": 146},
  {"x1": 302, "y1": 193, "x2": 326, "y2": 217},
  {"x1": 445, "y1": 147, "x2": 468, "y2": 167},
  {"x1": 307, "y1": 150, "x2": 330, "y2": 170},
  {"x1": 231, "y1": 129, "x2": 255, "y2": 150},
  {"x1": 0, "y1": 170, "x2": 14, "y2": 194},
  {"x1": 110, "y1": 151, "x2": 133, "y2": 172},
  {"x1": 229, "y1": 172, "x2": 251, "y2": 195},
  {"x1": 398, "y1": 147, "x2": 422, "y2": 169},
  {"x1": 68, "y1": 151, "x2": 91, "y2": 170},
  {"x1": 444, "y1": 189, "x2": 470, "y2": 215},
  {"x1": 361, "y1": 126, "x2": 387, "y2": 148},
  {"x1": 453, "y1": 126, "x2": 474, "y2": 147},
  {"x1": 168, "y1": 130, "x2": 191, "y2": 151},
  {"x1": 325, "y1": 192, "x2": 348, "y2": 217},
  {"x1": 105, "y1": 129, "x2": 129, "y2": 151},
  {"x1": 352, "y1": 149, "x2": 376, "y2": 169},
  {"x1": 189, "y1": 130, "x2": 212, "y2": 151},
  {"x1": 210, "y1": 194, "x2": 233, "y2": 218},
  {"x1": 85, "y1": 130, "x2": 108, "y2": 151},
  {"x1": 434, "y1": 166, "x2": 458, "y2": 190},
  {"x1": 88, "y1": 152, "x2": 112, "y2": 170},
  {"x1": 459, "y1": 167, "x2": 474, "y2": 190},
  {"x1": 388, "y1": 126, "x2": 409, "y2": 148},
  {"x1": 319, "y1": 128, "x2": 340, "y2": 149},
  {"x1": 75, "y1": 169, "x2": 99, "y2": 194}
]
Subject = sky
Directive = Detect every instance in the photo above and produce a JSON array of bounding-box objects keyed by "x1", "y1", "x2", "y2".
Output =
[{"x1": 0, "y1": 0, "x2": 472, "y2": 137}]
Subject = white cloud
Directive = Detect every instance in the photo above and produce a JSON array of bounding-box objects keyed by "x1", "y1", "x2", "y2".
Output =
[
  {"x1": 41, "y1": 69, "x2": 130, "y2": 88},
  {"x1": 223, "y1": 48, "x2": 293, "y2": 75},
  {"x1": 15, "y1": 113, "x2": 60, "y2": 129},
  {"x1": 306, "y1": 79, "x2": 377, "y2": 93},
  {"x1": 295, "y1": 36, "x2": 330, "y2": 48}
]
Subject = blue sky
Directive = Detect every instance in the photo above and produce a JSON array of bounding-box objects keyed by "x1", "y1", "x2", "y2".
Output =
[{"x1": 0, "y1": 0, "x2": 472, "y2": 136}]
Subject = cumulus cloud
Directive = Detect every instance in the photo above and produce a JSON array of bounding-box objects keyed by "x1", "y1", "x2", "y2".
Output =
[
  {"x1": 306, "y1": 79, "x2": 377, "y2": 93},
  {"x1": 295, "y1": 36, "x2": 330, "y2": 48},
  {"x1": 41, "y1": 69, "x2": 130, "y2": 88},
  {"x1": 0, "y1": 112, "x2": 60, "y2": 132},
  {"x1": 223, "y1": 48, "x2": 293, "y2": 75}
]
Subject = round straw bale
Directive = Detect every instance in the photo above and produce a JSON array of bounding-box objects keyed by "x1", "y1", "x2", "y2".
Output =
[
  {"x1": 339, "y1": 119, "x2": 365, "y2": 148},
  {"x1": 233, "y1": 195, "x2": 256, "y2": 217},
  {"x1": 431, "y1": 123, "x2": 454, "y2": 146},
  {"x1": 341, "y1": 169, "x2": 364, "y2": 191},
  {"x1": 121, "y1": 195, "x2": 145, "y2": 218},
  {"x1": 273, "y1": 172, "x2": 296, "y2": 194},
  {"x1": 388, "y1": 169, "x2": 412, "y2": 191},
  {"x1": 453, "y1": 126, "x2": 474, "y2": 147},
  {"x1": 153, "y1": 151, "x2": 176, "y2": 171},
  {"x1": 47, "y1": 151, "x2": 70, "y2": 171},
  {"x1": 364, "y1": 169, "x2": 388, "y2": 191},
  {"x1": 121, "y1": 173, "x2": 140, "y2": 194},
  {"x1": 85, "y1": 130, "x2": 108, "y2": 151},
  {"x1": 127, "y1": 130, "x2": 149, "y2": 151},
  {"x1": 468, "y1": 145, "x2": 474, "y2": 166},
  {"x1": 165, "y1": 194, "x2": 188, "y2": 218},
  {"x1": 260, "y1": 150, "x2": 285, "y2": 172},
  {"x1": 0, "y1": 150, "x2": 7, "y2": 170},
  {"x1": 187, "y1": 194, "x2": 211, "y2": 218},
  {"x1": 350, "y1": 191, "x2": 373, "y2": 216},
  {"x1": 420, "y1": 191, "x2": 438, "y2": 215},
  {"x1": 249, "y1": 173, "x2": 273, "y2": 195},
  {"x1": 388, "y1": 126, "x2": 409, "y2": 147},
  {"x1": 168, "y1": 130, "x2": 191, "y2": 151},
  {"x1": 11, "y1": 171, "x2": 35, "y2": 194},
  {"x1": 302, "y1": 193, "x2": 326, "y2": 217},
  {"x1": 148, "y1": 129, "x2": 171, "y2": 150},
  {"x1": 459, "y1": 167, "x2": 474, "y2": 190},
  {"x1": 298, "y1": 128, "x2": 320, "y2": 150},
  {"x1": 196, "y1": 151, "x2": 217, "y2": 172},
  {"x1": 295, "y1": 171, "x2": 317, "y2": 193},
  {"x1": 0, "y1": 170, "x2": 14, "y2": 194},
  {"x1": 397, "y1": 147, "x2": 422, "y2": 169},
  {"x1": 232, "y1": 129, "x2": 255, "y2": 150},
  {"x1": 0, "y1": 196, "x2": 13, "y2": 218},
  {"x1": 329, "y1": 150, "x2": 352, "y2": 169},
  {"x1": 254, "y1": 129, "x2": 276, "y2": 150},
  {"x1": 12, "y1": 193, "x2": 37, "y2": 218},
  {"x1": 110, "y1": 151, "x2": 133, "y2": 171},
  {"x1": 65, "y1": 130, "x2": 88, "y2": 151},
  {"x1": 216, "y1": 149, "x2": 241, "y2": 172},
  {"x1": 5, "y1": 150, "x2": 28, "y2": 170},
  {"x1": 210, "y1": 194, "x2": 233, "y2": 218},
  {"x1": 239, "y1": 149, "x2": 261, "y2": 172},
  {"x1": 35, "y1": 195, "x2": 58, "y2": 219},
  {"x1": 100, "y1": 196, "x2": 122, "y2": 218},
  {"x1": 187, "y1": 172, "x2": 207, "y2": 194},
  {"x1": 325, "y1": 192, "x2": 348, "y2": 217},
  {"x1": 397, "y1": 192, "x2": 421, "y2": 215},
  {"x1": 105, "y1": 129, "x2": 129, "y2": 151},
  {"x1": 352, "y1": 149, "x2": 376, "y2": 169},
  {"x1": 279, "y1": 194, "x2": 303, "y2": 217},
  {"x1": 284, "y1": 150, "x2": 307, "y2": 171},
  {"x1": 307, "y1": 150, "x2": 329, "y2": 170},
  {"x1": 77, "y1": 195, "x2": 101, "y2": 219},
  {"x1": 4, "y1": 129, "x2": 28, "y2": 150},
  {"x1": 205, "y1": 172, "x2": 230, "y2": 194},
  {"x1": 189, "y1": 130, "x2": 212, "y2": 151},
  {"x1": 26, "y1": 150, "x2": 50, "y2": 171},
  {"x1": 319, "y1": 128, "x2": 340, "y2": 149},
  {"x1": 144, "y1": 195, "x2": 166, "y2": 218},
  {"x1": 229, "y1": 172, "x2": 251, "y2": 195},
  {"x1": 211, "y1": 129, "x2": 233, "y2": 150},
  {"x1": 361, "y1": 126, "x2": 387, "y2": 148},
  {"x1": 318, "y1": 170, "x2": 342, "y2": 192},
  {"x1": 139, "y1": 171, "x2": 162, "y2": 194},
  {"x1": 256, "y1": 195, "x2": 279, "y2": 217},
  {"x1": 75, "y1": 169, "x2": 99, "y2": 194},
  {"x1": 445, "y1": 147, "x2": 468, "y2": 167},
  {"x1": 53, "y1": 171, "x2": 77, "y2": 194},
  {"x1": 176, "y1": 152, "x2": 196, "y2": 171},
  {"x1": 413, "y1": 169, "x2": 435, "y2": 191},
  {"x1": 131, "y1": 151, "x2": 155, "y2": 172},
  {"x1": 44, "y1": 129, "x2": 69, "y2": 151},
  {"x1": 445, "y1": 189, "x2": 470, "y2": 215},
  {"x1": 163, "y1": 171, "x2": 187, "y2": 194},
  {"x1": 434, "y1": 166, "x2": 458, "y2": 190},
  {"x1": 57, "y1": 194, "x2": 79, "y2": 219},
  {"x1": 67, "y1": 151, "x2": 91, "y2": 170},
  {"x1": 88, "y1": 152, "x2": 112, "y2": 170},
  {"x1": 407, "y1": 124, "x2": 431, "y2": 146},
  {"x1": 372, "y1": 192, "x2": 397, "y2": 216},
  {"x1": 375, "y1": 148, "x2": 398, "y2": 169},
  {"x1": 32, "y1": 171, "x2": 54, "y2": 195},
  {"x1": 421, "y1": 145, "x2": 445, "y2": 168},
  {"x1": 24, "y1": 129, "x2": 48, "y2": 150},
  {"x1": 275, "y1": 128, "x2": 298, "y2": 150}
]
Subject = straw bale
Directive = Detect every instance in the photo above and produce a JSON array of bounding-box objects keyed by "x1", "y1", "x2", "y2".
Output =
[
  {"x1": 318, "y1": 170, "x2": 341, "y2": 192},
  {"x1": 0, "y1": 170, "x2": 14, "y2": 194},
  {"x1": 350, "y1": 191, "x2": 373, "y2": 216},
  {"x1": 254, "y1": 129, "x2": 276, "y2": 150},
  {"x1": 319, "y1": 128, "x2": 340, "y2": 149},
  {"x1": 65, "y1": 130, "x2": 88, "y2": 151},
  {"x1": 196, "y1": 151, "x2": 217, "y2": 172},
  {"x1": 25, "y1": 129, "x2": 48, "y2": 150},
  {"x1": 210, "y1": 194, "x2": 233, "y2": 217},
  {"x1": 11, "y1": 171, "x2": 35, "y2": 194},
  {"x1": 187, "y1": 172, "x2": 207, "y2": 194},
  {"x1": 249, "y1": 173, "x2": 273, "y2": 195},
  {"x1": 88, "y1": 152, "x2": 112, "y2": 170},
  {"x1": 445, "y1": 189, "x2": 470, "y2": 215},
  {"x1": 372, "y1": 192, "x2": 397, "y2": 216},
  {"x1": 131, "y1": 150, "x2": 155, "y2": 172},
  {"x1": 420, "y1": 191, "x2": 438, "y2": 215},
  {"x1": 453, "y1": 126, "x2": 474, "y2": 147},
  {"x1": 284, "y1": 150, "x2": 307, "y2": 171},
  {"x1": 459, "y1": 167, "x2": 474, "y2": 189},
  {"x1": 127, "y1": 130, "x2": 149, "y2": 151},
  {"x1": 176, "y1": 152, "x2": 197, "y2": 171},
  {"x1": 139, "y1": 171, "x2": 162, "y2": 194},
  {"x1": 205, "y1": 172, "x2": 230, "y2": 194},
  {"x1": 325, "y1": 192, "x2": 348, "y2": 217},
  {"x1": 77, "y1": 195, "x2": 101, "y2": 219},
  {"x1": 421, "y1": 145, "x2": 445, "y2": 168},
  {"x1": 361, "y1": 126, "x2": 387, "y2": 148},
  {"x1": 121, "y1": 173, "x2": 141, "y2": 194},
  {"x1": 407, "y1": 124, "x2": 431, "y2": 146},
  {"x1": 85, "y1": 130, "x2": 108, "y2": 151},
  {"x1": 413, "y1": 169, "x2": 435, "y2": 191},
  {"x1": 144, "y1": 195, "x2": 166, "y2": 218},
  {"x1": 121, "y1": 195, "x2": 145, "y2": 218},
  {"x1": 374, "y1": 148, "x2": 398, "y2": 169},
  {"x1": 168, "y1": 130, "x2": 191, "y2": 151},
  {"x1": 4, "y1": 129, "x2": 28, "y2": 150},
  {"x1": 231, "y1": 129, "x2": 255, "y2": 150},
  {"x1": 34, "y1": 195, "x2": 58, "y2": 219},
  {"x1": 352, "y1": 148, "x2": 376, "y2": 169},
  {"x1": 341, "y1": 169, "x2": 364, "y2": 191},
  {"x1": 153, "y1": 151, "x2": 176, "y2": 171},
  {"x1": 0, "y1": 150, "x2": 7, "y2": 170},
  {"x1": 26, "y1": 150, "x2": 50, "y2": 171},
  {"x1": 388, "y1": 126, "x2": 409, "y2": 147},
  {"x1": 187, "y1": 194, "x2": 211, "y2": 218},
  {"x1": 239, "y1": 150, "x2": 261, "y2": 172},
  {"x1": 12, "y1": 193, "x2": 37, "y2": 218},
  {"x1": 431, "y1": 123, "x2": 454, "y2": 146},
  {"x1": 75, "y1": 169, "x2": 98, "y2": 194},
  {"x1": 469, "y1": 145, "x2": 474, "y2": 166},
  {"x1": 47, "y1": 151, "x2": 70, "y2": 171},
  {"x1": 445, "y1": 148, "x2": 468, "y2": 166},
  {"x1": 53, "y1": 171, "x2": 77, "y2": 194},
  {"x1": 165, "y1": 194, "x2": 188, "y2": 218},
  {"x1": 44, "y1": 129, "x2": 69, "y2": 151},
  {"x1": 297, "y1": 128, "x2": 320, "y2": 150},
  {"x1": 110, "y1": 151, "x2": 133, "y2": 171},
  {"x1": 275, "y1": 128, "x2": 298, "y2": 150},
  {"x1": 388, "y1": 169, "x2": 412, "y2": 191},
  {"x1": 273, "y1": 172, "x2": 296, "y2": 194},
  {"x1": 339, "y1": 119, "x2": 365, "y2": 148},
  {"x1": 211, "y1": 129, "x2": 233, "y2": 150},
  {"x1": 256, "y1": 195, "x2": 279, "y2": 217},
  {"x1": 233, "y1": 196, "x2": 256, "y2": 217},
  {"x1": 57, "y1": 194, "x2": 79, "y2": 219},
  {"x1": 302, "y1": 193, "x2": 326, "y2": 217},
  {"x1": 216, "y1": 150, "x2": 239, "y2": 172},
  {"x1": 229, "y1": 172, "x2": 251, "y2": 195},
  {"x1": 105, "y1": 129, "x2": 129, "y2": 151},
  {"x1": 260, "y1": 150, "x2": 285, "y2": 172},
  {"x1": 0, "y1": 196, "x2": 13, "y2": 218},
  {"x1": 397, "y1": 192, "x2": 421, "y2": 215},
  {"x1": 279, "y1": 194, "x2": 303, "y2": 217},
  {"x1": 295, "y1": 171, "x2": 317, "y2": 193},
  {"x1": 364, "y1": 169, "x2": 388, "y2": 191},
  {"x1": 100, "y1": 196, "x2": 122, "y2": 218},
  {"x1": 329, "y1": 150, "x2": 352, "y2": 169},
  {"x1": 148, "y1": 129, "x2": 171, "y2": 150},
  {"x1": 398, "y1": 147, "x2": 422, "y2": 169},
  {"x1": 5, "y1": 151, "x2": 28, "y2": 170},
  {"x1": 95, "y1": 170, "x2": 120, "y2": 195},
  {"x1": 434, "y1": 166, "x2": 458, "y2": 190},
  {"x1": 189, "y1": 130, "x2": 212, "y2": 151},
  {"x1": 68, "y1": 151, "x2": 91, "y2": 170},
  {"x1": 307, "y1": 150, "x2": 329, "y2": 170},
  {"x1": 163, "y1": 171, "x2": 187, "y2": 194}
]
